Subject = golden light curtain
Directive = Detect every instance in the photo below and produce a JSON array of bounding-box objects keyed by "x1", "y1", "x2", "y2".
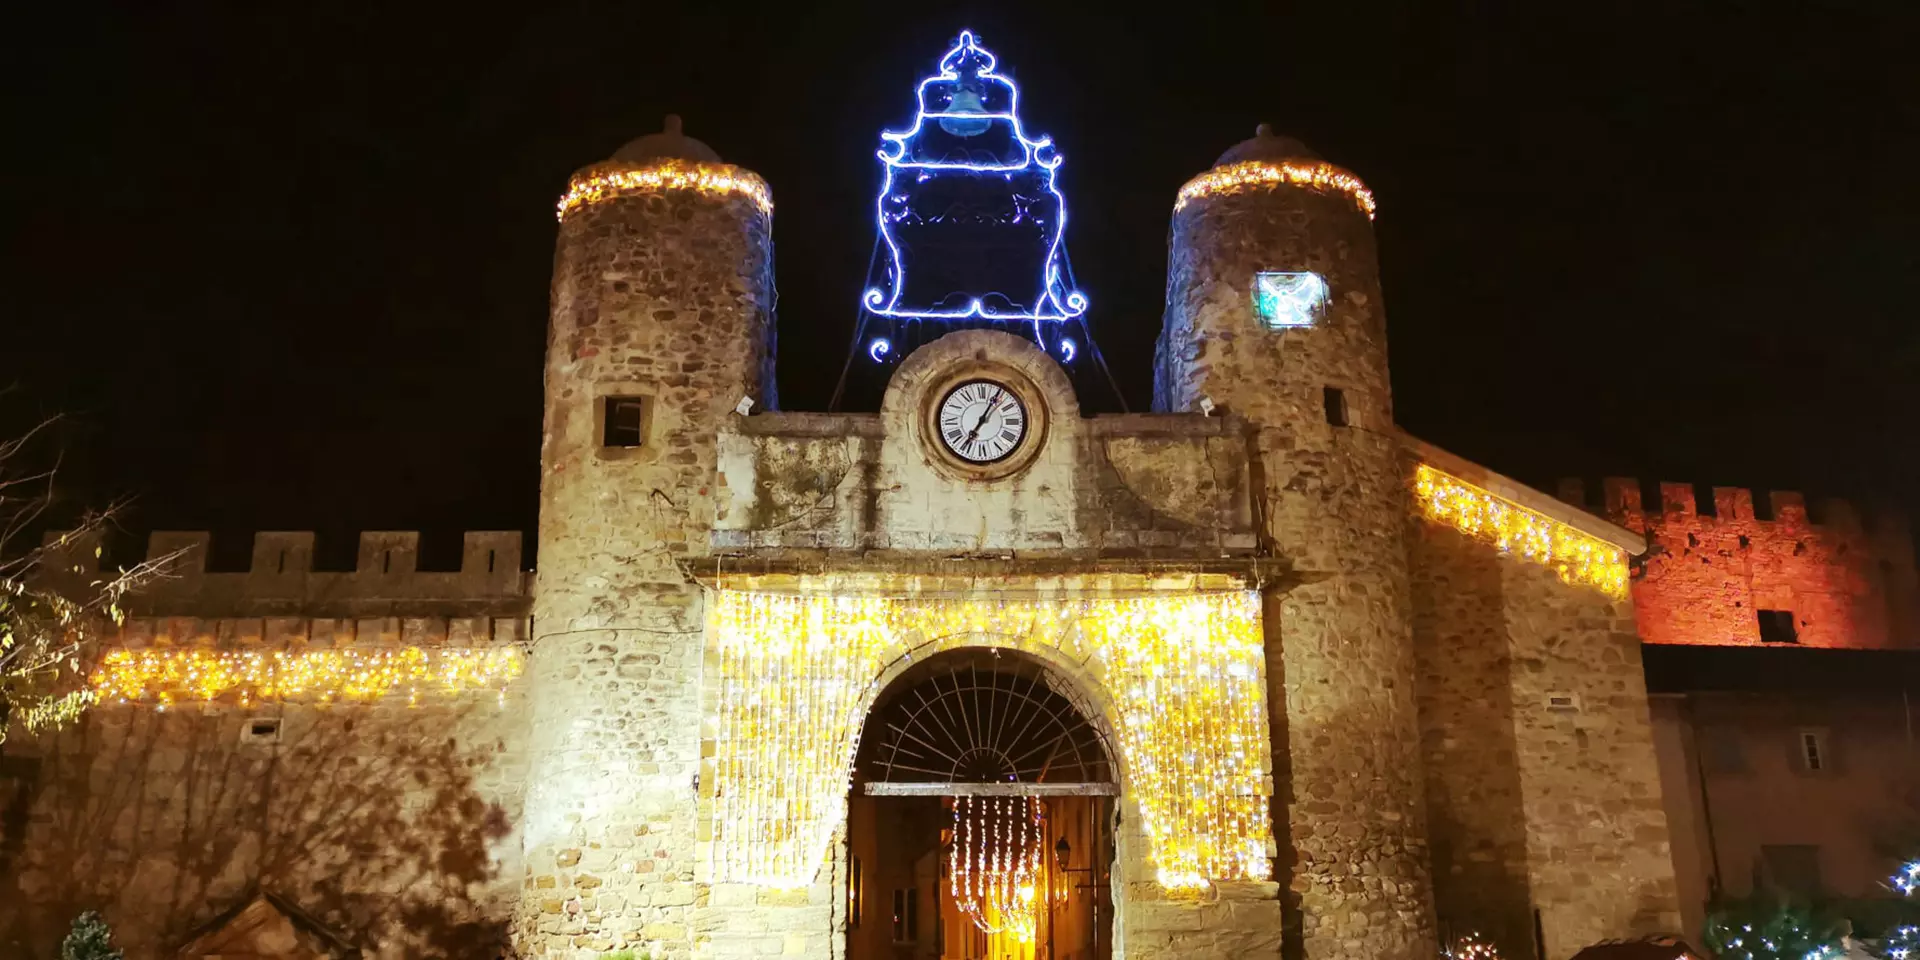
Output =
[{"x1": 705, "y1": 589, "x2": 1273, "y2": 889}]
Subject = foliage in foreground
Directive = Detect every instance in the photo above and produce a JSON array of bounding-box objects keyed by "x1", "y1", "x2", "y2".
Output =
[
  {"x1": 60, "y1": 911, "x2": 124, "y2": 960},
  {"x1": 0, "y1": 414, "x2": 177, "y2": 743},
  {"x1": 1704, "y1": 893, "x2": 1846, "y2": 960}
]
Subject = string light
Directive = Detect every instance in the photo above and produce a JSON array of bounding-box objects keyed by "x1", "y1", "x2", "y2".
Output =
[
  {"x1": 1444, "y1": 932, "x2": 1501, "y2": 959},
  {"x1": 1175, "y1": 159, "x2": 1378, "y2": 220},
  {"x1": 706, "y1": 590, "x2": 1273, "y2": 890},
  {"x1": 556, "y1": 159, "x2": 772, "y2": 221},
  {"x1": 863, "y1": 30, "x2": 1088, "y2": 323},
  {"x1": 1415, "y1": 463, "x2": 1630, "y2": 598},
  {"x1": 89, "y1": 646, "x2": 522, "y2": 706},
  {"x1": 950, "y1": 796, "x2": 1042, "y2": 943}
]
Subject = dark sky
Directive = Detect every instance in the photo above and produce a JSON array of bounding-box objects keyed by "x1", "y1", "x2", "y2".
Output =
[{"x1": 4, "y1": 2, "x2": 1916, "y2": 569}]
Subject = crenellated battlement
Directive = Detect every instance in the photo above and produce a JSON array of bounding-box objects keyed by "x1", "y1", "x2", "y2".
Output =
[
  {"x1": 1556, "y1": 478, "x2": 1919, "y2": 649},
  {"x1": 1555, "y1": 478, "x2": 1913, "y2": 557},
  {"x1": 37, "y1": 529, "x2": 529, "y2": 619}
]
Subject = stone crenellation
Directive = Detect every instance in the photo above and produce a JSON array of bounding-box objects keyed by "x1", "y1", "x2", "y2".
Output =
[
  {"x1": 1558, "y1": 478, "x2": 1920, "y2": 649},
  {"x1": 37, "y1": 528, "x2": 530, "y2": 618}
]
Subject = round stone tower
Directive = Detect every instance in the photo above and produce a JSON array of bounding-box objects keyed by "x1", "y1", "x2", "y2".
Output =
[
  {"x1": 517, "y1": 116, "x2": 775, "y2": 956},
  {"x1": 1157, "y1": 125, "x2": 1436, "y2": 960}
]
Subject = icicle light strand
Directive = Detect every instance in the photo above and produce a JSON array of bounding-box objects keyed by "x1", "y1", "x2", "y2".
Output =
[
  {"x1": 1414, "y1": 463, "x2": 1630, "y2": 598},
  {"x1": 706, "y1": 590, "x2": 1273, "y2": 890},
  {"x1": 949, "y1": 796, "x2": 1042, "y2": 942}
]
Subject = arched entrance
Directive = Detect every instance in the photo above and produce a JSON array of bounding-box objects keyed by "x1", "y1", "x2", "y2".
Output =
[{"x1": 846, "y1": 648, "x2": 1116, "y2": 960}]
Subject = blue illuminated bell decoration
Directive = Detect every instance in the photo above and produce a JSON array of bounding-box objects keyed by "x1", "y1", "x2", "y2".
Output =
[{"x1": 861, "y1": 31, "x2": 1089, "y2": 333}]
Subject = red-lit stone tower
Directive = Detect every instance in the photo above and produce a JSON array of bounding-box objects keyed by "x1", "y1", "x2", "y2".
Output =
[{"x1": 1157, "y1": 126, "x2": 1437, "y2": 960}]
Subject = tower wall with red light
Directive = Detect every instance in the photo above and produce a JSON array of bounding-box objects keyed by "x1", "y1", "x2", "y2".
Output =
[{"x1": 1559, "y1": 478, "x2": 1919, "y2": 649}]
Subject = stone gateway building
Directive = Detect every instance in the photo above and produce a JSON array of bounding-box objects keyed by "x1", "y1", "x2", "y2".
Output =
[{"x1": 1, "y1": 32, "x2": 1688, "y2": 960}]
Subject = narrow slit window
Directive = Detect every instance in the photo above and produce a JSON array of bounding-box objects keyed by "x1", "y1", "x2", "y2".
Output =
[
  {"x1": 892, "y1": 888, "x2": 919, "y2": 942},
  {"x1": 848, "y1": 856, "x2": 862, "y2": 929},
  {"x1": 603, "y1": 396, "x2": 647, "y2": 448},
  {"x1": 1323, "y1": 386, "x2": 1349, "y2": 427}
]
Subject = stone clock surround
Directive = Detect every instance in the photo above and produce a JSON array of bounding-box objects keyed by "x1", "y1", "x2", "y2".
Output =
[{"x1": 710, "y1": 329, "x2": 1262, "y2": 557}]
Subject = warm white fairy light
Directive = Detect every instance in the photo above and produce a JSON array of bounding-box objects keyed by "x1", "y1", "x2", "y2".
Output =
[
  {"x1": 1414, "y1": 463, "x2": 1630, "y2": 598},
  {"x1": 950, "y1": 796, "x2": 1042, "y2": 943},
  {"x1": 1175, "y1": 159, "x2": 1377, "y2": 219},
  {"x1": 1445, "y1": 932, "x2": 1502, "y2": 959},
  {"x1": 556, "y1": 159, "x2": 772, "y2": 221},
  {"x1": 705, "y1": 590, "x2": 1273, "y2": 890},
  {"x1": 89, "y1": 646, "x2": 522, "y2": 705}
]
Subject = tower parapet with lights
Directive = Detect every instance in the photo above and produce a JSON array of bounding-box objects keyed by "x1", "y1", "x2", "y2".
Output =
[{"x1": 520, "y1": 115, "x2": 776, "y2": 956}]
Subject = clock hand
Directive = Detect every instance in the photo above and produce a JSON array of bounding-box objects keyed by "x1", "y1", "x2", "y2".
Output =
[{"x1": 961, "y1": 387, "x2": 1003, "y2": 448}]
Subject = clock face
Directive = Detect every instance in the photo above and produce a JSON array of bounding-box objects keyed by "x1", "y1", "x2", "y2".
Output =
[{"x1": 936, "y1": 380, "x2": 1028, "y2": 464}]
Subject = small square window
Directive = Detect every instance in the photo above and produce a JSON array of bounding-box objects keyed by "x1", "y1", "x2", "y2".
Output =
[
  {"x1": 603, "y1": 396, "x2": 647, "y2": 448},
  {"x1": 1757, "y1": 609, "x2": 1799, "y2": 644},
  {"x1": 240, "y1": 717, "x2": 282, "y2": 745},
  {"x1": 1323, "y1": 386, "x2": 1349, "y2": 427},
  {"x1": 1253, "y1": 271, "x2": 1328, "y2": 329}
]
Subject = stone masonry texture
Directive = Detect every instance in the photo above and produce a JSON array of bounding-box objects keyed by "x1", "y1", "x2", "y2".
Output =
[
  {"x1": 1158, "y1": 176, "x2": 1437, "y2": 960},
  {"x1": 519, "y1": 160, "x2": 775, "y2": 957},
  {"x1": 1409, "y1": 515, "x2": 1681, "y2": 959}
]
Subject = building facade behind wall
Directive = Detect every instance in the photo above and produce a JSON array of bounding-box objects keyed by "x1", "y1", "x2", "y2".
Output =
[{"x1": 1560, "y1": 477, "x2": 1920, "y2": 943}]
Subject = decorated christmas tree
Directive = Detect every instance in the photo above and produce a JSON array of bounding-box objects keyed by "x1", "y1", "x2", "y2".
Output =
[
  {"x1": 1703, "y1": 894, "x2": 1844, "y2": 960},
  {"x1": 60, "y1": 911, "x2": 124, "y2": 960}
]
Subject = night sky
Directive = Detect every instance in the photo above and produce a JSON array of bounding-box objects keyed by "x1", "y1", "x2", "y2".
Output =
[{"x1": 5, "y1": 3, "x2": 1915, "y2": 570}]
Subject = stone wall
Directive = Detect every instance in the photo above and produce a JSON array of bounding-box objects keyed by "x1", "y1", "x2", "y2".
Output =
[
  {"x1": 1159, "y1": 166, "x2": 1436, "y2": 960},
  {"x1": 711, "y1": 331, "x2": 1257, "y2": 557},
  {"x1": 1410, "y1": 494, "x2": 1681, "y2": 958},
  {"x1": 1559, "y1": 478, "x2": 1919, "y2": 650},
  {"x1": 0, "y1": 615, "x2": 531, "y2": 959}
]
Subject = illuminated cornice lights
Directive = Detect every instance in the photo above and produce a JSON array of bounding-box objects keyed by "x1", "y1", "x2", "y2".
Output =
[
  {"x1": 89, "y1": 646, "x2": 523, "y2": 707},
  {"x1": 556, "y1": 159, "x2": 772, "y2": 221},
  {"x1": 1175, "y1": 159, "x2": 1378, "y2": 220},
  {"x1": 863, "y1": 30, "x2": 1088, "y2": 323},
  {"x1": 1414, "y1": 464, "x2": 1631, "y2": 598},
  {"x1": 706, "y1": 590, "x2": 1272, "y2": 890}
]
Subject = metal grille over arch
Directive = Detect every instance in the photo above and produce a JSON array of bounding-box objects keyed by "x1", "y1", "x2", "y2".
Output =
[{"x1": 859, "y1": 651, "x2": 1114, "y2": 792}]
